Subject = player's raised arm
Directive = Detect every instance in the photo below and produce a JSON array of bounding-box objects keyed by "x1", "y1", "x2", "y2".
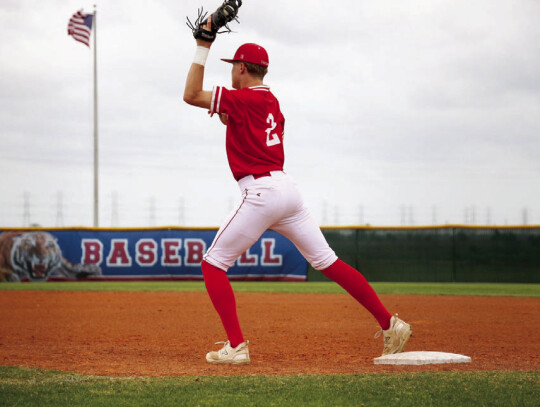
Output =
[
  {"x1": 184, "y1": 1, "x2": 241, "y2": 110},
  {"x1": 183, "y1": 18, "x2": 213, "y2": 109}
]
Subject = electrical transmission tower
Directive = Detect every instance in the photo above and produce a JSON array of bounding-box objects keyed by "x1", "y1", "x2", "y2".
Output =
[
  {"x1": 55, "y1": 191, "x2": 64, "y2": 226},
  {"x1": 149, "y1": 196, "x2": 156, "y2": 226},
  {"x1": 111, "y1": 191, "x2": 119, "y2": 227},
  {"x1": 23, "y1": 192, "x2": 30, "y2": 226},
  {"x1": 178, "y1": 197, "x2": 185, "y2": 225}
]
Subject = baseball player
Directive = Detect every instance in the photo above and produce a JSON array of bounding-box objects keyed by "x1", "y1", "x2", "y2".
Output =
[{"x1": 183, "y1": 5, "x2": 411, "y2": 365}]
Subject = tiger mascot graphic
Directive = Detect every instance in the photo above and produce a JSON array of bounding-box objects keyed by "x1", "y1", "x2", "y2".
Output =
[{"x1": 0, "y1": 231, "x2": 102, "y2": 282}]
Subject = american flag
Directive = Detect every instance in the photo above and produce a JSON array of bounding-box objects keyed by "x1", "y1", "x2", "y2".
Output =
[{"x1": 67, "y1": 9, "x2": 94, "y2": 47}]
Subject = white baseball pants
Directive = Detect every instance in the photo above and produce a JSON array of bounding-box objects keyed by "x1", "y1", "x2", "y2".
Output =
[{"x1": 203, "y1": 171, "x2": 338, "y2": 272}]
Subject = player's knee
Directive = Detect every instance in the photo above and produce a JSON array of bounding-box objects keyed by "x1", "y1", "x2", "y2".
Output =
[
  {"x1": 202, "y1": 255, "x2": 230, "y2": 273},
  {"x1": 309, "y1": 252, "x2": 338, "y2": 271}
]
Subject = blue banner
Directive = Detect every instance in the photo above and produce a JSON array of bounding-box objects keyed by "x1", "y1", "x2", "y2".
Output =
[{"x1": 0, "y1": 228, "x2": 307, "y2": 282}]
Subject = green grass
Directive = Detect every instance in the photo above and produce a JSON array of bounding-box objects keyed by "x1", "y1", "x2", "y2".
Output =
[
  {"x1": 0, "y1": 281, "x2": 539, "y2": 297},
  {"x1": 0, "y1": 366, "x2": 538, "y2": 407}
]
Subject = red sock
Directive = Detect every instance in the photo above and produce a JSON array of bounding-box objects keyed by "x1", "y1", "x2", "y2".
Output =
[
  {"x1": 321, "y1": 259, "x2": 392, "y2": 330},
  {"x1": 201, "y1": 260, "x2": 245, "y2": 347}
]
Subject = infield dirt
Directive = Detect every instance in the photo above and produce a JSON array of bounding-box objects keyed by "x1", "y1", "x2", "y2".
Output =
[{"x1": 1, "y1": 291, "x2": 538, "y2": 376}]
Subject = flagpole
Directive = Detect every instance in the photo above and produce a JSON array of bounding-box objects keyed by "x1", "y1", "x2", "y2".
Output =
[{"x1": 93, "y1": 4, "x2": 99, "y2": 227}]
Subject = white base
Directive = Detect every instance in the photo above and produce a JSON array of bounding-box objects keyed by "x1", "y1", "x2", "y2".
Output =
[{"x1": 374, "y1": 351, "x2": 471, "y2": 365}]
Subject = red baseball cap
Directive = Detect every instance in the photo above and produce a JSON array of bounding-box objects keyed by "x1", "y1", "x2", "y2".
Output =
[{"x1": 221, "y1": 43, "x2": 269, "y2": 67}]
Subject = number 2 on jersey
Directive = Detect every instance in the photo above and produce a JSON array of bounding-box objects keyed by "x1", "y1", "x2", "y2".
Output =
[{"x1": 265, "y1": 113, "x2": 281, "y2": 147}]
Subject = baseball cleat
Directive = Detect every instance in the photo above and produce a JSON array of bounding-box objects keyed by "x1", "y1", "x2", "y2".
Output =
[
  {"x1": 206, "y1": 340, "x2": 250, "y2": 365},
  {"x1": 375, "y1": 314, "x2": 412, "y2": 356}
]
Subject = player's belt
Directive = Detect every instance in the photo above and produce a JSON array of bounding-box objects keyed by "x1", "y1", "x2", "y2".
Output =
[{"x1": 253, "y1": 172, "x2": 272, "y2": 179}]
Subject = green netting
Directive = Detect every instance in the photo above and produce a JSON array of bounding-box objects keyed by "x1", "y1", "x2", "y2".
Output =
[{"x1": 308, "y1": 227, "x2": 540, "y2": 283}]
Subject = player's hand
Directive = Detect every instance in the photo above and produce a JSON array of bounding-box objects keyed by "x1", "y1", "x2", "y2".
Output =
[
  {"x1": 195, "y1": 16, "x2": 213, "y2": 48},
  {"x1": 219, "y1": 113, "x2": 228, "y2": 125},
  {"x1": 187, "y1": 1, "x2": 241, "y2": 45}
]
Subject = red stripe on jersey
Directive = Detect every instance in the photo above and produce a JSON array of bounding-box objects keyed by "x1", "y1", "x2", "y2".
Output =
[
  {"x1": 210, "y1": 87, "x2": 217, "y2": 115},
  {"x1": 249, "y1": 86, "x2": 270, "y2": 92},
  {"x1": 216, "y1": 87, "x2": 223, "y2": 113},
  {"x1": 211, "y1": 86, "x2": 221, "y2": 115}
]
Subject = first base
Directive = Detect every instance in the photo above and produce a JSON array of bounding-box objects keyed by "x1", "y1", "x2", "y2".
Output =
[{"x1": 374, "y1": 351, "x2": 471, "y2": 365}]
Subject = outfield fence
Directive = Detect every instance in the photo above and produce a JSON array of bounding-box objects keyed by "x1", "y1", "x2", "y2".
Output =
[
  {"x1": 309, "y1": 225, "x2": 540, "y2": 283},
  {"x1": 2, "y1": 225, "x2": 539, "y2": 283}
]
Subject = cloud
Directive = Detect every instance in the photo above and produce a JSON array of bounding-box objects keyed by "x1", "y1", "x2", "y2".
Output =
[{"x1": 1, "y1": 0, "x2": 539, "y2": 227}]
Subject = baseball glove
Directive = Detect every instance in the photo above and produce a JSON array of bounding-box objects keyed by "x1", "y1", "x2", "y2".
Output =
[{"x1": 186, "y1": 0, "x2": 242, "y2": 43}]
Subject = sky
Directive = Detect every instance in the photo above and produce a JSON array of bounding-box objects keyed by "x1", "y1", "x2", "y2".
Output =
[{"x1": 1, "y1": 0, "x2": 539, "y2": 228}]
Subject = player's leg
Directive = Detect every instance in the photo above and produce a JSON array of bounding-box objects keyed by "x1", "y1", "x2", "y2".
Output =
[
  {"x1": 322, "y1": 256, "x2": 412, "y2": 355},
  {"x1": 270, "y1": 177, "x2": 392, "y2": 330},
  {"x1": 321, "y1": 258, "x2": 392, "y2": 330},
  {"x1": 273, "y1": 210, "x2": 392, "y2": 330},
  {"x1": 204, "y1": 188, "x2": 278, "y2": 271},
  {"x1": 201, "y1": 260, "x2": 245, "y2": 347},
  {"x1": 203, "y1": 187, "x2": 278, "y2": 348}
]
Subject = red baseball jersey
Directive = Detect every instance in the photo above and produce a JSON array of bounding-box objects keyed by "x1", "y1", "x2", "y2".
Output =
[{"x1": 210, "y1": 85, "x2": 285, "y2": 181}]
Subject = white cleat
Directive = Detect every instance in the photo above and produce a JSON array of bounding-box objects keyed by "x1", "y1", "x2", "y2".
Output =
[
  {"x1": 375, "y1": 314, "x2": 412, "y2": 356},
  {"x1": 206, "y1": 340, "x2": 250, "y2": 365}
]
